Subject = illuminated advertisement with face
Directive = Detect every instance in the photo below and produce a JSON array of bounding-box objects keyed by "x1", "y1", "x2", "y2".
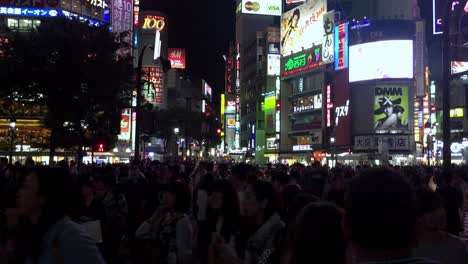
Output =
[
  {"x1": 349, "y1": 40, "x2": 413, "y2": 82},
  {"x1": 142, "y1": 66, "x2": 164, "y2": 105},
  {"x1": 374, "y1": 86, "x2": 409, "y2": 131},
  {"x1": 280, "y1": 0, "x2": 326, "y2": 56},
  {"x1": 241, "y1": 0, "x2": 282, "y2": 16}
]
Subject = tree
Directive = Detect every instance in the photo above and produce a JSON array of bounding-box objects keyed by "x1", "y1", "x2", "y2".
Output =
[{"x1": 5, "y1": 18, "x2": 133, "y2": 162}]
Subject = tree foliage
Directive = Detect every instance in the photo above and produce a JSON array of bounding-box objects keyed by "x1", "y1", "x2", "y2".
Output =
[{"x1": 3, "y1": 18, "x2": 133, "y2": 161}]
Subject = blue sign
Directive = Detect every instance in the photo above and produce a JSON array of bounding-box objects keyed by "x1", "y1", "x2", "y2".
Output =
[
  {"x1": 0, "y1": 7, "x2": 60, "y2": 17},
  {"x1": 62, "y1": 10, "x2": 104, "y2": 27}
]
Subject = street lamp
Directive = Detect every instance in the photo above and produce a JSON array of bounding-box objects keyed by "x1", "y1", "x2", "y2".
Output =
[
  {"x1": 330, "y1": 137, "x2": 336, "y2": 168},
  {"x1": 9, "y1": 118, "x2": 16, "y2": 164},
  {"x1": 174, "y1": 127, "x2": 180, "y2": 159}
]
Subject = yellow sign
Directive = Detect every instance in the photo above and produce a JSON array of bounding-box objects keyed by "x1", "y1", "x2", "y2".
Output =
[
  {"x1": 142, "y1": 16, "x2": 166, "y2": 30},
  {"x1": 450, "y1": 108, "x2": 464, "y2": 118}
]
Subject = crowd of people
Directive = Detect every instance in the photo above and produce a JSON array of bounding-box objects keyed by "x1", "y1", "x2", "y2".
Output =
[{"x1": 0, "y1": 157, "x2": 467, "y2": 264}]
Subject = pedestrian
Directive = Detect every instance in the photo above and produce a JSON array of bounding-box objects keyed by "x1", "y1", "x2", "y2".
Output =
[
  {"x1": 345, "y1": 167, "x2": 438, "y2": 264},
  {"x1": 13, "y1": 166, "x2": 105, "y2": 263},
  {"x1": 282, "y1": 202, "x2": 345, "y2": 264},
  {"x1": 412, "y1": 188, "x2": 468, "y2": 263},
  {"x1": 135, "y1": 180, "x2": 193, "y2": 264}
]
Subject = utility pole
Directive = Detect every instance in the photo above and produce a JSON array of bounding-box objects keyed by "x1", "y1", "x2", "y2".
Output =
[{"x1": 442, "y1": 1, "x2": 452, "y2": 169}]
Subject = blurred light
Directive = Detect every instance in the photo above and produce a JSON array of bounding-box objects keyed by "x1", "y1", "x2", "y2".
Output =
[
  {"x1": 113, "y1": 147, "x2": 118, "y2": 152},
  {"x1": 125, "y1": 148, "x2": 131, "y2": 153}
]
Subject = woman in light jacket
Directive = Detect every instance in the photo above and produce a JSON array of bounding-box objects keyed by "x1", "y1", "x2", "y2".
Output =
[{"x1": 136, "y1": 180, "x2": 193, "y2": 264}]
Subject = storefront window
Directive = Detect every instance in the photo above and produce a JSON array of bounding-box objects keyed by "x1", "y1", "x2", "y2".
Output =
[
  {"x1": 292, "y1": 93, "x2": 322, "y2": 113},
  {"x1": 61, "y1": 0, "x2": 72, "y2": 10},
  {"x1": 296, "y1": 136, "x2": 311, "y2": 145},
  {"x1": 7, "y1": 18, "x2": 18, "y2": 29}
]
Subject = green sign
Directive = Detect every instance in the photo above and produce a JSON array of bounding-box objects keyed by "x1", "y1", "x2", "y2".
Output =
[{"x1": 283, "y1": 46, "x2": 323, "y2": 77}]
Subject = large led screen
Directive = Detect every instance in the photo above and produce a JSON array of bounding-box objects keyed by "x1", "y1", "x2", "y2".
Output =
[{"x1": 349, "y1": 40, "x2": 413, "y2": 83}]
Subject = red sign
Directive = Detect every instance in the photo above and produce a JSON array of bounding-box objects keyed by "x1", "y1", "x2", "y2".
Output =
[
  {"x1": 133, "y1": 6, "x2": 139, "y2": 26},
  {"x1": 168, "y1": 48, "x2": 186, "y2": 69},
  {"x1": 326, "y1": 84, "x2": 333, "y2": 128},
  {"x1": 142, "y1": 66, "x2": 164, "y2": 105}
]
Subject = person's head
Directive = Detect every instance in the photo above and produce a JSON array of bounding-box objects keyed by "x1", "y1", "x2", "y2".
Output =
[
  {"x1": 345, "y1": 168, "x2": 417, "y2": 251},
  {"x1": 93, "y1": 168, "x2": 115, "y2": 198},
  {"x1": 162, "y1": 180, "x2": 191, "y2": 213},
  {"x1": 415, "y1": 188, "x2": 445, "y2": 233},
  {"x1": 208, "y1": 179, "x2": 240, "y2": 221},
  {"x1": 243, "y1": 181, "x2": 281, "y2": 222},
  {"x1": 285, "y1": 202, "x2": 345, "y2": 264},
  {"x1": 286, "y1": 193, "x2": 319, "y2": 223},
  {"x1": 217, "y1": 163, "x2": 229, "y2": 178},
  {"x1": 17, "y1": 167, "x2": 72, "y2": 224},
  {"x1": 230, "y1": 163, "x2": 258, "y2": 190},
  {"x1": 80, "y1": 180, "x2": 95, "y2": 199},
  {"x1": 0, "y1": 157, "x2": 8, "y2": 167},
  {"x1": 290, "y1": 9, "x2": 300, "y2": 27},
  {"x1": 384, "y1": 105, "x2": 394, "y2": 116}
]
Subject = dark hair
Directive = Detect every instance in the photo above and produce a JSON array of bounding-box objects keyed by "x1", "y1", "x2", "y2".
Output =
[
  {"x1": 286, "y1": 193, "x2": 319, "y2": 223},
  {"x1": 416, "y1": 188, "x2": 442, "y2": 217},
  {"x1": 168, "y1": 180, "x2": 191, "y2": 213},
  {"x1": 231, "y1": 163, "x2": 258, "y2": 183},
  {"x1": 92, "y1": 167, "x2": 116, "y2": 186},
  {"x1": 291, "y1": 9, "x2": 300, "y2": 24},
  {"x1": 345, "y1": 168, "x2": 416, "y2": 250},
  {"x1": 249, "y1": 181, "x2": 281, "y2": 219},
  {"x1": 16, "y1": 167, "x2": 72, "y2": 260},
  {"x1": 393, "y1": 105, "x2": 405, "y2": 114},
  {"x1": 286, "y1": 202, "x2": 345, "y2": 264},
  {"x1": 207, "y1": 180, "x2": 240, "y2": 240}
]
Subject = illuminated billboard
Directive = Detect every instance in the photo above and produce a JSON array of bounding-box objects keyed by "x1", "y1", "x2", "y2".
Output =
[
  {"x1": 112, "y1": 0, "x2": 133, "y2": 33},
  {"x1": 141, "y1": 14, "x2": 166, "y2": 31},
  {"x1": 282, "y1": 46, "x2": 323, "y2": 77},
  {"x1": 322, "y1": 10, "x2": 334, "y2": 64},
  {"x1": 0, "y1": 0, "x2": 60, "y2": 8},
  {"x1": 204, "y1": 82, "x2": 212, "y2": 100},
  {"x1": 241, "y1": 0, "x2": 282, "y2": 16},
  {"x1": 267, "y1": 54, "x2": 280, "y2": 76},
  {"x1": 226, "y1": 101, "x2": 236, "y2": 114},
  {"x1": 432, "y1": 0, "x2": 468, "y2": 34},
  {"x1": 168, "y1": 48, "x2": 186, "y2": 69},
  {"x1": 142, "y1": 66, "x2": 164, "y2": 105},
  {"x1": 451, "y1": 61, "x2": 468, "y2": 75},
  {"x1": 334, "y1": 22, "x2": 348, "y2": 71},
  {"x1": 118, "y1": 108, "x2": 131, "y2": 141},
  {"x1": 374, "y1": 86, "x2": 409, "y2": 131},
  {"x1": 281, "y1": 0, "x2": 327, "y2": 56},
  {"x1": 349, "y1": 40, "x2": 413, "y2": 83}
]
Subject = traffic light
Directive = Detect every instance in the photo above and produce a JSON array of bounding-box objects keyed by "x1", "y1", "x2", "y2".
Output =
[{"x1": 97, "y1": 143, "x2": 104, "y2": 152}]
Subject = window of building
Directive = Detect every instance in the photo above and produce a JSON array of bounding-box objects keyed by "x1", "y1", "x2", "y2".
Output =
[
  {"x1": 7, "y1": 18, "x2": 18, "y2": 29},
  {"x1": 296, "y1": 136, "x2": 311, "y2": 145},
  {"x1": 7, "y1": 18, "x2": 40, "y2": 32}
]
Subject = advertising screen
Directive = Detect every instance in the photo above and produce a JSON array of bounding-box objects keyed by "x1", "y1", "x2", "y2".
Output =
[
  {"x1": 226, "y1": 101, "x2": 236, "y2": 114},
  {"x1": 349, "y1": 40, "x2": 413, "y2": 82},
  {"x1": 142, "y1": 66, "x2": 164, "y2": 105},
  {"x1": 282, "y1": 45, "x2": 323, "y2": 77},
  {"x1": 451, "y1": 61, "x2": 468, "y2": 75},
  {"x1": 118, "y1": 108, "x2": 131, "y2": 141},
  {"x1": 168, "y1": 48, "x2": 186, "y2": 69},
  {"x1": 0, "y1": 0, "x2": 60, "y2": 8},
  {"x1": 241, "y1": 0, "x2": 282, "y2": 16},
  {"x1": 112, "y1": 0, "x2": 133, "y2": 33},
  {"x1": 204, "y1": 82, "x2": 212, "y2": 100},
  {"x1": 374, "y1": 86, "x2": 409, "y2": 131},
  {"x1": 267, "y1": 54, "x2": 280, "y2": 76},
  {"x1": 280, "y1": 0, "x2": 326, "y2": 56}
]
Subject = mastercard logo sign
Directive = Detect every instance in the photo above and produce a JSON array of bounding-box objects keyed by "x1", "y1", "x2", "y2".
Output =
[{"x1": 244, "y1": 1, "x2": 260, "y2": 12}]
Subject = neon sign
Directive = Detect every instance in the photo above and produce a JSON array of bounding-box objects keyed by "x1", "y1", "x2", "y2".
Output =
[
  {"x1": 326, "y1": 84, "x2": 333, "y2": 128},
  {"x1": 141, "y1": 15, "x2": 165, "y2": 30},
  {"x1": 86, "y1": 0, "x2": 108, "y2": 9},
  {"x1": 334, "y1": 22, "x2": 348, "y2": 71},
  {"x1": 283, "y1": 46, "x2": 323, "y2": 77},
  {"x1": 0, "y1": 7, "x2": 59, "y2": 17}
]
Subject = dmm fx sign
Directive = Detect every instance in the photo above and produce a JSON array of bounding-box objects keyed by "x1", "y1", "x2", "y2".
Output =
[{"x1": 142, "y1": 15, "x2": 166, "y2": 30}]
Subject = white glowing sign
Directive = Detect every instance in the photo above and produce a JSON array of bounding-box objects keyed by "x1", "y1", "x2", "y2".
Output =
[{"x1": 87, "y1": 0, "x2": 108, "y2": 9}]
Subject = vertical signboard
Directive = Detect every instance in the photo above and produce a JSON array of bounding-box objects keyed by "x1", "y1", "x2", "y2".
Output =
[
  {"x1": 112, "y1": 0, "x2": 133, "y2": 32},
  {"x1": 415, "y1": 21, "x2": 425, "y2": 97},
  {"x1": 334, "y1": 70, "x2": 350, "y2": 146},
  {"x1": 118, "y1": 108, "x2": 131, "y2": 141},
  {"x1": 142, "y1": 66, "x2": 164, "y2": 105},
  {"x1": 322, "y1": 10, "x2": 334, "y2": 64},
  {"x1": 326, "y1": 84, "x2": 333, "y2": 127},
  {"x1": 334, "y1": 22, "x2": 348, "y2": 71},
  {"x1": 374, "y1": 86, "x2": 409, "y2": 131}
]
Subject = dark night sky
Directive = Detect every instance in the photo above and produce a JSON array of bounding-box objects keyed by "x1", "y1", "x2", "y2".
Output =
[{"x1": 142, "y1": 0, "x2": 236, "y2": 94}]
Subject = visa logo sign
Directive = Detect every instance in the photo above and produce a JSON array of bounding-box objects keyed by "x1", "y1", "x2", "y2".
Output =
[{"x1": 267, "y1": 5, "x2": 279, "y2": 11}]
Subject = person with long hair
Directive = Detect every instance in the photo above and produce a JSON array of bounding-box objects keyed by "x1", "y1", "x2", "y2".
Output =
[
  {"x1": 282, "y1": 202, "x2": 345, "y2": 264},
  {"x1": 135, "y1": 180, "x2": 193, "y2": 264},
  {"x1": 202, "y1": 180, "x2": 240, "y2": 264},
  {"x1": 13, "y1": 166, "x2": 105, "y2": 263}
]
